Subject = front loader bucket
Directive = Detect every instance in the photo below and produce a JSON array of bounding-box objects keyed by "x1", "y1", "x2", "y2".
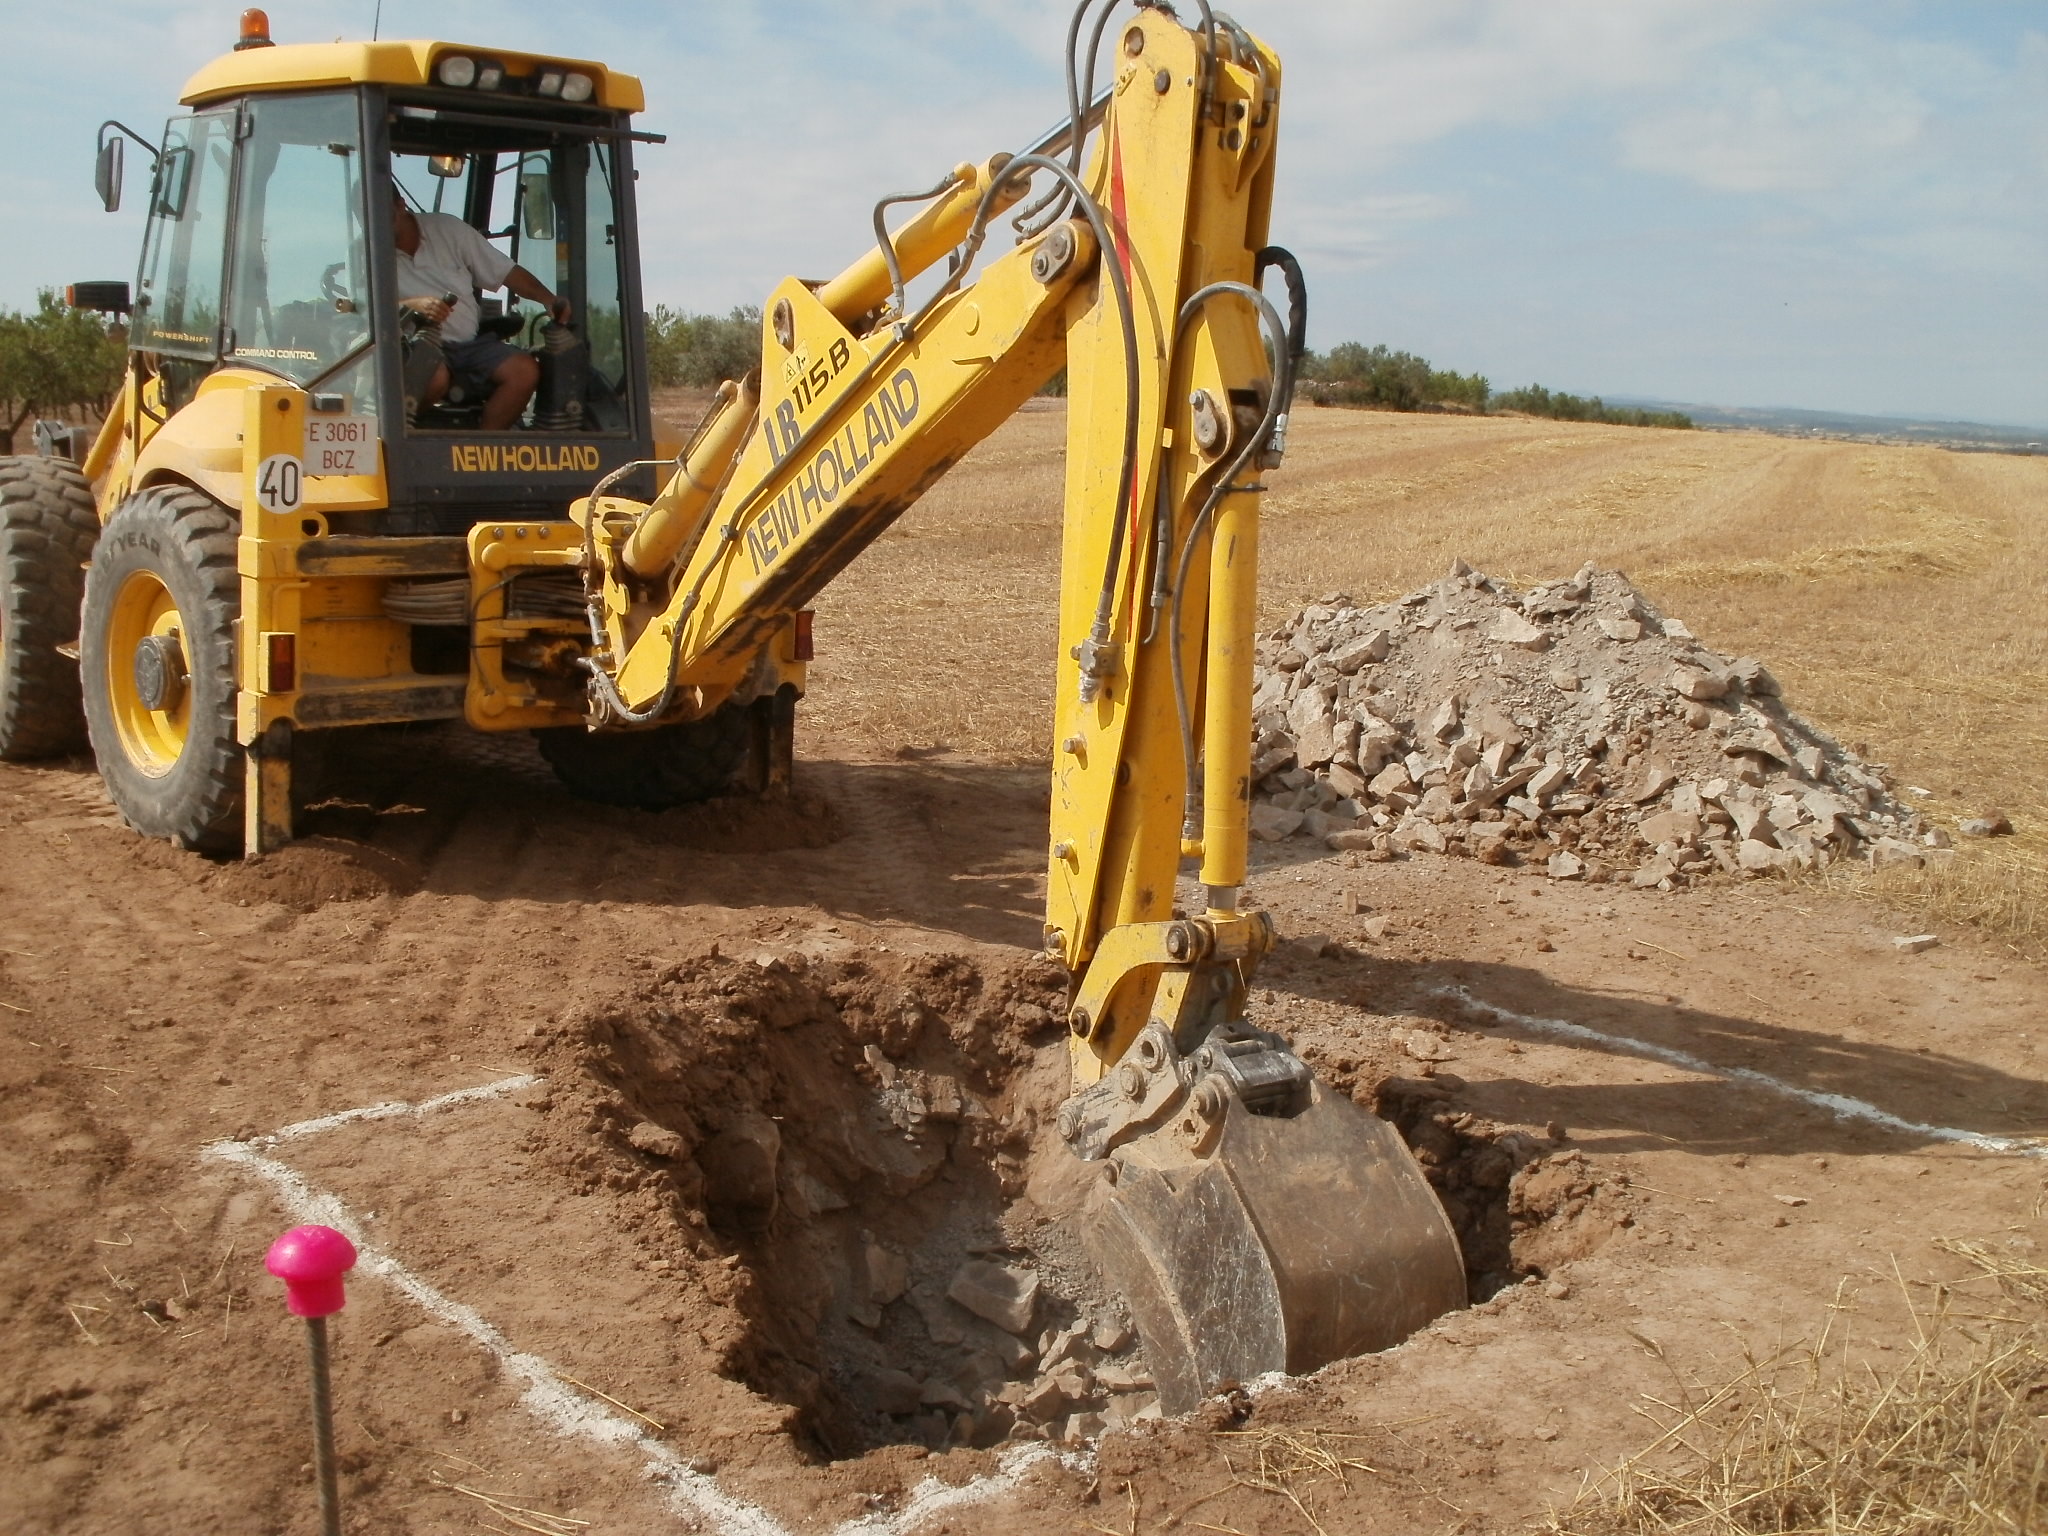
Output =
[{"x1": 1087, "y1": 1080, "x2": 1465, "y2": 1414}]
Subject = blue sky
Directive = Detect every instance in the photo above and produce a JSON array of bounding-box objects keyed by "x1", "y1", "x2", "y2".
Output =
[{"x1": 4, "y1": 1, "x2": 2042, "y2": 427}]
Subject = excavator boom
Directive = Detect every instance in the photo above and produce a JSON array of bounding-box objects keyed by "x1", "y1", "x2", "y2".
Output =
[{"x1": 573, "y1": 4, "x2": 1465, "y2": 1410}]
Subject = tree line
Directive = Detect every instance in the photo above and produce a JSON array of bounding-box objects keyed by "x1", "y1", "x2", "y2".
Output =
[
  {"x1": 1298, "y1": 340, "x2": 1691, "y2": 428},
  {"x1": 645, "y1": 314, "x2": 1693, "y2": 431},
  {"x1": 0, "y1": 293, "x2": 1692, "y2": 443}
]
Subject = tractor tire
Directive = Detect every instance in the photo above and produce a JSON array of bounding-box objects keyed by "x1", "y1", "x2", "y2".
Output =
[
  {"x1": 79, "y1": 485, "x2": 244, "y2": 853},
  {"x1": 536, "y1": 707, "x2": 751, "y2": 810},
  {"x1": 0, "y1": 455, "x2": 99, "y2": 759}
]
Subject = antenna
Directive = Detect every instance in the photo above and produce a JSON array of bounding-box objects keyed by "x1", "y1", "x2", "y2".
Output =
[{"x1": 372, "y1": 0, "x2": 382, "y2": 40}]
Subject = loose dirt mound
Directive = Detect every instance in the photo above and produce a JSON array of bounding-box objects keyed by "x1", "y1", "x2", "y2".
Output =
[{"x1": 1250, "y1": 563, "x2": 1940, "y2": 886}]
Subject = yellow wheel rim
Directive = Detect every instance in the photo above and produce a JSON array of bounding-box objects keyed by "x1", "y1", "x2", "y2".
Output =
[{"x1": 105, "y1": 570, "x2": 191, "y2": 776}]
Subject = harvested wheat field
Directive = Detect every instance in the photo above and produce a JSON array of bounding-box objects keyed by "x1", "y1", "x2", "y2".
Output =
[{"x1": 3, "y1": 402, "x2": 2045, "y2": 1536}]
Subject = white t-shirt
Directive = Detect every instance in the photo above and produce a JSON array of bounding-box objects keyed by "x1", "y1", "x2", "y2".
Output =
[{"x1": 395, "y1": 210, "x2": 516, "y2": 344}]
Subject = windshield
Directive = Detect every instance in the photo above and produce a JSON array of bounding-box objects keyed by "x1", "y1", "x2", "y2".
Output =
[{"x1": 227, "y1": 93, "x2": 374, "y2": 388}]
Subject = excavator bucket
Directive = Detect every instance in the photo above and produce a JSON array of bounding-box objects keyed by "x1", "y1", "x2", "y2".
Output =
[{"x1": 1065, "y1": 1021, "x2": 1465, "y2": 1414}]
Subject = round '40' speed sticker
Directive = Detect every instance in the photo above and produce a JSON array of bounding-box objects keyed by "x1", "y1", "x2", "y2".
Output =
[{"x1": 255, "y1": 454, "x2": 304, "y2": 514}]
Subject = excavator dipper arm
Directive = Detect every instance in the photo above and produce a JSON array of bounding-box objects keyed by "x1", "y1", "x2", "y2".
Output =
[{"x1": 576, "y1": 5, "x2": 1465, "y2": 1410}]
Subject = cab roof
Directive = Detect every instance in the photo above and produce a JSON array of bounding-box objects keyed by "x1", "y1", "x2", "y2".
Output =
[{"x1": 180, "y1": 40, "x2": 644, "y2": 113}]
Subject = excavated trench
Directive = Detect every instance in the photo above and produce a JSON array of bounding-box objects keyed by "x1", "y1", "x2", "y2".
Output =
[{"x1": 533, "y1": 947, "x2": 1625, "y2": 1459}]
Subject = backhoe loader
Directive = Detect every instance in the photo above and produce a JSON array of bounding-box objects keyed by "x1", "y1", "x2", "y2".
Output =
[{"x1": 0, "y1": 2, "x2": 1466, "y2": 1412}]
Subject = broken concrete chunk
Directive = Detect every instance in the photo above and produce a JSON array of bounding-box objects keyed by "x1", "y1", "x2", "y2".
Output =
[
  {"x1": 1668, "y1": 666, "x2": 1730, "y2": 702},
  {"x1": 1959, "y1": 811, "x2": 2014, "y2": 837},
  {"x1": 1631, "y1": 854, "x2": 1679, "y2": 888},
  {"x1": 1638, "y1": 810, "x2": 1701, "y2": 848},
  {"x1": 1723, "y1": 728, "x2": 1792, "y2": 764},
  {"x1": 1867, "y1": 837, "x2": 1925, "y2": 871},
  {"x1": 1490, "y1": 611, "x2": 1551, "y2": 651},
  {"x1": 1631, "y1": 763, "x2": 1678, "y2": 803},
  {"x1": 947, "y1": 1261, "x2": 1040, "y2": 1336},
  {"x1": 1368, "y1": 762, "x2": 1416, "y2": 799},
  {"x1": 1428, "y1": 696, "x2": 1462, "y2": 740},
  {"x1": 1326, "y1": 762, "x2": 1368, "y2": 801},
  {"x1": 1249, "y1": 803, "x2": 1306, "y2": 842},
  {"x1": 1526, "y1": 762, "x2": 1570, "y2": 803},
  {"x1": 1091, "y1": 1318, "x2": 1134, "y2": 1354},
  {"x1": 1596, "y1": 613, "x2": 1643, "y2": 642},
  {"x1": 1892, "y1": 933, "x2": 1940, "y2": 954},
  {"x1": 1547, "y1": 850, "x2": 1586, "y2": 881},
  {"x1": 1727, "y1": 656, "x2": 1780, "y2": 695},
  {"x1": 1092, "y1": 1363, "x2": 1154, "y2": 1394},
  {"x1": 1737, "y1": 839, "x2": 1783, "y2": 872},
  {"x1": 865, "y1": 1241, "x2": 909, "y2": 1305},
  {"x1": 1395, "y1": 818, "x2": 1448, "y2": 854},
  {"x1": 1329, "y1": 629, "x2": 1391, "y2": 673}
]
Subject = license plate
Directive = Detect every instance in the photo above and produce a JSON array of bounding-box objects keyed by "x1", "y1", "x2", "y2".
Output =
[{"x1": 305, "y1": 415, "x2": 380, "y2": 478}]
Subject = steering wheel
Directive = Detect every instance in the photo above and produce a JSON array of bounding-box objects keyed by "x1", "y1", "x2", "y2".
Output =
[{"x1": 320, "y1": 262, "x2": 350, "y2": 306}]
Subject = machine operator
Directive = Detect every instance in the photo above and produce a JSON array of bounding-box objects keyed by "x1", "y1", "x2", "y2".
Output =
[{"x1": 392, "y1": 186, "x2": 571, "y2": 430}]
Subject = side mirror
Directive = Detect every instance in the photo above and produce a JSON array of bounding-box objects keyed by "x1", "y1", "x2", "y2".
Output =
[
  {"x1": 95, "y1": 134, "x2": 124, "y2": 213},
  {"x1": 519, "y1": 170, "x2": 555, "y2": 242},
  {"x1": 67, "y1": 281, "x2": 132, "y2": 315},
  {"x1": 429, "y1": 153, "x2": 466, "y2": 179}
]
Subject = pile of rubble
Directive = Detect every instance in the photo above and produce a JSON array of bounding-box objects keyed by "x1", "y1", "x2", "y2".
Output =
[
  {"x1": 860, "y1": 1255, "x2": 1159, "y2": 1444},
  {"x1": 1248, "y1": 562, "x2": 1937, "y2": 887}
]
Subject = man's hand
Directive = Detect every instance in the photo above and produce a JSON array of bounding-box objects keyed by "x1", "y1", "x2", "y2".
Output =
[
  {"x1": 402, "y1": 295, "x2": 453, "y2": 326},
  {"x1": 549, "y1": 297, "x2": 573, "y2": 326}
]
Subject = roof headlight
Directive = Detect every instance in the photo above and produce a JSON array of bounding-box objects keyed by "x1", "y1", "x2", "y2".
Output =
[
  {"x1": 559, "y1": 71, "x2": 595, "y2": 103},
  {"x1": 436, "y1": 54, "x2": 477, "y2": 88},
  {"x1": 536, "y1": 69, "x2": 564, "y2": 97},
  {"x1": 476, "y1": 62, "x2": 504, "y2": 90}
]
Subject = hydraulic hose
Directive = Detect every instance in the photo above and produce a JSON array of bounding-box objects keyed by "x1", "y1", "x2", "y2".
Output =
[{"x1": 1164, "y1": 281, "x2": 1295, "y2": 840}]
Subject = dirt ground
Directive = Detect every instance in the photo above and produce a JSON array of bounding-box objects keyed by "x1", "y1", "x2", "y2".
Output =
[{"x1": 4, "y1": 407, "x2": 2046, "y2": 1535}]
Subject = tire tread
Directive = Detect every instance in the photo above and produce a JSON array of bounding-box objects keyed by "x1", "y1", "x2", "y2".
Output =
[{"x1": 0, "y1": 456, "x2": 100, "y2": 759}]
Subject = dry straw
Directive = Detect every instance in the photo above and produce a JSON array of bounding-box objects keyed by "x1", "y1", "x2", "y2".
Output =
[{"x1": 1545, "y1": 1252, "x2": 2048, "y2": 1536}]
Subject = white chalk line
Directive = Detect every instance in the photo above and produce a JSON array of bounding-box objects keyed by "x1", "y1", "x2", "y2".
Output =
[
  {"x1": 1435, "y1": 986, "x2": 2047, "y2": 1159},
  {"x1": 203, "y1": 1080, "x2": 1074, "y2": 1536},
  {"x1": 260, "y1": 1074, "x2": 541, "y2": 1143}
]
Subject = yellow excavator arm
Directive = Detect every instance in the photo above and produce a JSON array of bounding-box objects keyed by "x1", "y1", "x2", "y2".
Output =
[{"x1": 573, "y1": 5, "x2": 1466, "y2": 1410}]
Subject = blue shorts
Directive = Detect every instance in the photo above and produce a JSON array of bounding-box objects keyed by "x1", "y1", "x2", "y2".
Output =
[{"x1": 442, "y1": 334, "x2": 524, "y2": 399}]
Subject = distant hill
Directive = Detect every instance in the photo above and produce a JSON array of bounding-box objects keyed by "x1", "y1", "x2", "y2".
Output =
[{"x1": 1605, "y1": 398, "x2": 2046, "y2": 455}]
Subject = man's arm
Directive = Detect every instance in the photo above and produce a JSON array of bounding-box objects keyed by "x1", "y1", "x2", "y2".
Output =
[{"x1": 505, "y1": 266, "x2": 571, "y2": 325}]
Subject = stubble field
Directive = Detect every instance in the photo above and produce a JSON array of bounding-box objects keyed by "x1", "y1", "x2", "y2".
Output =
[{"x1": 2, "y1": 401, "x2": 2043, "y2": 1536}]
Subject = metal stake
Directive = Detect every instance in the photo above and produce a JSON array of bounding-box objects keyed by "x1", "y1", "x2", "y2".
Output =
[{"x1": 305, "y1": 1314, "x2": 342, "y2": 1536}]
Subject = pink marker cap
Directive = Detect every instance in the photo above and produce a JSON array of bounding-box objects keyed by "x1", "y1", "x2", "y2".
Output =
[{"x1": 264, "y1": 1225, "x2": 358, "y2": 1318}]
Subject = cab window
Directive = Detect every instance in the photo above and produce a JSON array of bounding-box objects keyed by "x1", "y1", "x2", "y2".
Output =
[
  {"x1": 389, "y1": 128, "x2": 635, "y2": 433},
  {"x1": 227, "y1": 93, "x2": 379, "y2": 418},
  {"x1": 133, "y1": 109, "x2": 236, "y2": 361}
]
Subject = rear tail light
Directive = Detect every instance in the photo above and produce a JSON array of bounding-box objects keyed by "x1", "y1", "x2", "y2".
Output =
[
  {"x1": 792, "y1": 610, "x2": 814, "y2": 662},
  {"x1": 265, "y1": 632, "x2": 297, "y2": 694}
]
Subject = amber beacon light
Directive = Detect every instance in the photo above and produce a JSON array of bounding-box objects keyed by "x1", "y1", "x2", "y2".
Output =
[{"x1": 236, "y1": 9, "x2": 273, "y2": 49}]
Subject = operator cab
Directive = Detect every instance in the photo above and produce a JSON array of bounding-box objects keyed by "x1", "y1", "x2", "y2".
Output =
[{"x1": 101, "y1": 17, "x2": 659, "y2": 532}]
